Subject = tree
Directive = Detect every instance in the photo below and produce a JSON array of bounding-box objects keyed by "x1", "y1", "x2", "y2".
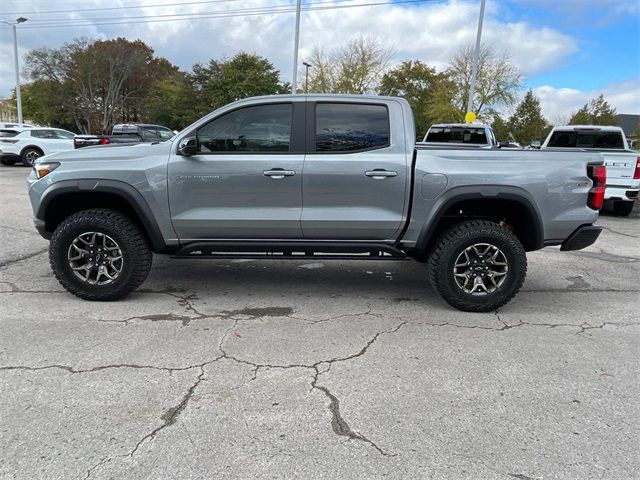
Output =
[
  {"x1": 188, "y1": 52, "x2": 288, "y2": 117},
  {"x1": 145, "y1": 72, "x2": 196, "y2": 130},
  {"x1": 23, "y1": 38, "x2": 177, "y2": 133},
  {"x1": 307, "y1": 36, "x2": 394, "y2": 94},
  {"x1": 447, "y1": 44, "x2": 522, "y2": 115},
  {"x1": 489, "y1": 111, "x2": 511, "y2": 142},
  {"x1": 377, "y1": 60, "x2": 457, "y2": 137},
  {"x1": 569, "y1": 94, "x2": 618, "y2": 125},
  {"x1": 507, "y1": 90, "x2": 551, "y2": 146}
]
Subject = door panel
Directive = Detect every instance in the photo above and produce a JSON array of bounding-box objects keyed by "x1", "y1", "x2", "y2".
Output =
[
  {"x1": 168, "y1": 154, "x2": 303, "y2": 239},
  {"x1": 301, "y1": 102, "x2": 409, "y2": 240},
  {"x1": 168, "y1": 102, "x2": 305, "y2": 240}
]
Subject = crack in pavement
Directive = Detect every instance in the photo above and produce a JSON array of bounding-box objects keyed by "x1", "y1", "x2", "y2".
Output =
[
  {"x1": 77, "y1": 318, "x2": 408, "y2": 477},
  {"x1": 601, "y1": 225, "x2": 639, "y2": 239},
  {"x1": 568, "y1": 248, "x2": 639, "y2": 263},
  {"x1": 0, "y1": 360, "x2": 221, "y2": 375},
  {"x1": 414, "y1": 311, "x2": 638, "y2": 335},
  {"x1": 127, "y1": 367, "x2": 207, "y2": 458},
  {"x1": 0, "y1": 247, "x2": 48, "y2": 268}
]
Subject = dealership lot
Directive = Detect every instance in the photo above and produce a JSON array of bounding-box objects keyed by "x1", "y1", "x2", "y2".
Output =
[{"x1": 0, "y1": 165, "x2": 638, "y2": 479}]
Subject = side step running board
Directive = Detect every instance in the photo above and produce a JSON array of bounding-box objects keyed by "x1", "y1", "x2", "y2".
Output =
[{"x1": 171, "y1": 241, "x2": 409, "y2": 261}]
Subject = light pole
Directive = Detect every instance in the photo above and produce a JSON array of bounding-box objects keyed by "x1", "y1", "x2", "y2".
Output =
[
  {"x1": 302, "y1": 62, "x2": 312, "y2": 94},
  {"x1": 2, "y1": 17, "x2": 28, "y2": 124},
  {"x1": 291, "y1": 0, "x2": 302, "y2": 94},
  {"x1": 465, "y1": 0, "x2": 485, "y2": 123}
]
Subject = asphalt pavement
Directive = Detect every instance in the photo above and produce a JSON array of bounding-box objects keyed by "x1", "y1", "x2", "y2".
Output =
[{"x1": 1, "y1": 164, "x2": 638, "y2": 479}]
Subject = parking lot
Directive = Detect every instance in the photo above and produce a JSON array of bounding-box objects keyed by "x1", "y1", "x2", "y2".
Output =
[{"x1": 0, "y1": 164, "x2": 638, "y2": 479}]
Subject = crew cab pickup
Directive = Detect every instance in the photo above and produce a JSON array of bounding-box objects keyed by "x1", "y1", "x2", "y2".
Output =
[
  {"x1": 422, "y1": 123, "x2": 498, "y2": 148},
  {"x1": 73, "y1": 123, "x2": 174, "y2": 149},
  {"x1": 27, "y1": 95, "x2": 605, "y2": 312},
  {"x1": 542, "y1": 125, "x2": 639, "y2": 216}
]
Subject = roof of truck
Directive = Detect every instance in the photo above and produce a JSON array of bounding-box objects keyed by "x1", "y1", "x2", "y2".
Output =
[
  {"x1": 429, "y1": 123, "x2": 490, "y2": 128},
  {"x1": 551, "y1": 125, "x2": 624, "y2": 132}
]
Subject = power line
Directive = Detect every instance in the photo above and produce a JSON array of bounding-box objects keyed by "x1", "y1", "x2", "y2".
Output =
[
  {"x1": 19, "y1": 0, "x2": 435, "y2": 29},
  {"x1": 24, "y1": 1, "x2": 317, "y2": 24},
  {"x1": 3, "y1": 0, "x2": 243, "y2": 16}
]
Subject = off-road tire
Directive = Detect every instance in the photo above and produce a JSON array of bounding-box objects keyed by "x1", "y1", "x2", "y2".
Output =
[
  {"x1": 21, "y1": 147, "x2": 43, "y2": 167},
  {"x1": 49, "y1": 209, "x2": 152, "y2": 301},
  {"x1": 612, "y1": 200, "x2": 635, "y2": 217},
  {"x1": 427, "y1": 220, "x2": 527, "y2": 312}
]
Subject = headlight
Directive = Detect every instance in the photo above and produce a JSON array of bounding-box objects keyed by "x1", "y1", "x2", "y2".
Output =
[{"x1": 33, "y1": 162, "x2": 60, "y2": 179}]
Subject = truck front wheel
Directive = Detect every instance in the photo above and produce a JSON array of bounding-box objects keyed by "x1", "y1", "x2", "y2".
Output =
[
  {"x1": 427, "y1": 220, "x2": 527, "y2": 312},
  {"x1": 49, "y1": 209, "x2": 152, "y2": 301}
]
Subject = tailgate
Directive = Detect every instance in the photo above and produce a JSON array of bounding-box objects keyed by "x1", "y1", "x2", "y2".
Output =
[{"x1": 602, "y1": 152, "x2": 638, "y2": 186}]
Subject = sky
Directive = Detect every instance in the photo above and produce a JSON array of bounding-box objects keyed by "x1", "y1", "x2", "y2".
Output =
[{"x1": 1, "y1": 0, "x2": 639, "y2": 123}]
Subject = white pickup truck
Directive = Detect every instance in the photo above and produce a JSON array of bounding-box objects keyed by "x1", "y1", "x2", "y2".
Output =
[{"x1": 542, "y1": 125, "x2": 639, "y2": 216}]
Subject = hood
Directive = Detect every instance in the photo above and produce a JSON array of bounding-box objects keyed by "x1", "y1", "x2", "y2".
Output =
[{"x1": 44, "y1": 141, "x2": 173, "y2": 162}]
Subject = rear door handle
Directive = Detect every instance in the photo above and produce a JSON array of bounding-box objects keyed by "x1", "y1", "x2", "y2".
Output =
[
  {"x1": 365, "y1": 170, "x2": 398, "y2": 179},
  {"x1": 264, "y1": 169, "x2": 296, "y2": 179}
]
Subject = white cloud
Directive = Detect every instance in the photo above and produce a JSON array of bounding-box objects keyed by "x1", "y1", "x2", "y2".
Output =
[
  {"x1": 534, "y1": 77, "x2": 640, "y2": 123},
  {"x1": 1, "y1": 0, "x2": 577, "y2": 98}
]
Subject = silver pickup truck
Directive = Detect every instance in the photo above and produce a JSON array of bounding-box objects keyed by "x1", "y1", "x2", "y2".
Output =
[{"x1": 26, "y1": 94, "x2": 606, "y2": 312}]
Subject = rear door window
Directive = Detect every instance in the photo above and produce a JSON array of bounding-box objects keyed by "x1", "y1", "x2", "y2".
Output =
[{"x1": 314, "y1": 103, "x2": 390, "y2": 153}]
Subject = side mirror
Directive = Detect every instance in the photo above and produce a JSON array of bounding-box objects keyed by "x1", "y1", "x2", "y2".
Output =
[{"x1": 177, "y1": 136, "x2": 197, "y2": 156}]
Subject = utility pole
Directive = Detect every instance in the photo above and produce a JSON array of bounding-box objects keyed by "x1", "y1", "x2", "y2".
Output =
[
  {"x1": 2, "y1": 17, "x2": 28, "y2": 124},
  {"x1": 303, "y1": 62, "x2": 312, "y2": 93},
  {"x1": 465, "y1": 0, "x2": 486, "y2": 123},
  {"x1": 291, "y1": 0, "x2": 302, "y2": 94}
]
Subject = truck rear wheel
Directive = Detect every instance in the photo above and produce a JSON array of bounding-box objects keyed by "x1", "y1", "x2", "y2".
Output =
[
  {"x1": 612, "y1": 200, "x2": 635, "y2": 216},
  {"x1": 49, "y1": 209, "x2": 152, "y2": 301},
  {"x1": 427, "y1": 220, "x2": 527, "y2": 312}
]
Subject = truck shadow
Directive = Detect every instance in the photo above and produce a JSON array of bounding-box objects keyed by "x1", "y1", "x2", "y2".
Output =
[{"x1": 146, "y1": 256, "x2": 434, "y2": 302}]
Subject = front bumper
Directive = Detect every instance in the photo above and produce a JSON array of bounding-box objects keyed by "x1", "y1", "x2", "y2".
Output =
[{"x1": 560, "y1": 224, "x2": 602, "y2": 251}]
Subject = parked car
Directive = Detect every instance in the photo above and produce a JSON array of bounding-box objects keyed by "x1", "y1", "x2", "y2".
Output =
[
  {"x1": 541, "y1": 125, "x2": 639, "y2": 216},
  {"x1": 73, "y1": 123, "x2": 174, "y2": 149},
  {"x1": 27, "y1": 94, "x2": 605, "y2": 311},
  {"x1": 0, "y1": 128, "x2": 23, "y2": 138},
  {"x1": 422, "y1": 123, "x2": 498, "y2": 148},
  {"x1": 0, "y1": 122, "x2": 34, "y2": 129},
  {"x1": 1, "y1": 127, "x2": 75, "y2": 166}
]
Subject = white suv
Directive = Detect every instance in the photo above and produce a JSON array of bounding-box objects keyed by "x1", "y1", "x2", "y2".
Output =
[{"x1": 0, "y1": 128, "x2": 76, "y2": 166}]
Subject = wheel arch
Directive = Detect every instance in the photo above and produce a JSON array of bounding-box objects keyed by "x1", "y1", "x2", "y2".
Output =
[
  {"x1": 37, "y1": 180, "x2": 167, "y2": 252},
  {"x1": 20, "y1": 145, "x2": 45, "y2": 156},
  {"x1": 415, "y1": 186, "x2": 544, "y2": 254}
]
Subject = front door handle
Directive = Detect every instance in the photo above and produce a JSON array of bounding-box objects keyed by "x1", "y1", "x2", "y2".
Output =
[
  {"x1": 264, "y1": 169, "x2": 296, "y2": 179},
  {"x1": 365, "y1": 169, "x2": 398, "y2": 179}
]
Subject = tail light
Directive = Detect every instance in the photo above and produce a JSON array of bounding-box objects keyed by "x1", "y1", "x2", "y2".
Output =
[
  {"x1": 634, "y1": 157, "x2": 640, "y2": 180},
  {"x1": 587, "y1": 164, "x2": 606, "y2": 210},
  {"x1": 98, "y1": 138, "x2": 110, "y2": 145}
]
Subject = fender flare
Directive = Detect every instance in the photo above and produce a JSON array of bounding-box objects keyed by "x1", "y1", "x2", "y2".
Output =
[
  {"x1": 414, "y1": 185, "x2": 544, "y2": 252},
  {"x1": 37, "y1": 179, "x2": 167, "y2": 252}
]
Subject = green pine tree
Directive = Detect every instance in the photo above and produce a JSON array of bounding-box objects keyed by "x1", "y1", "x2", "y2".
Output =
[{"x1": 507, "y1": 90, "x2": 551, "y2": 146}]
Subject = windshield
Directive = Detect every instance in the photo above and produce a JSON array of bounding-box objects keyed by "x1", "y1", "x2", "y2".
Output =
[
  {"x1": 425, "y1": 127, "x2": 488, "y2": 144},
  {"x1": 547, "y1": 130, "x2": 624, "y2": 149}
]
